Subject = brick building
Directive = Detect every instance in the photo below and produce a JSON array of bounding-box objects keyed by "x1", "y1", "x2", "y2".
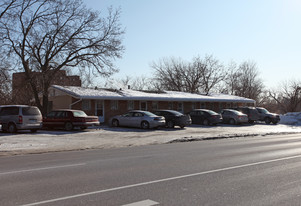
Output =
[
  {"x1": 48, "y1": 85, "x2": 256, "y2": 124},
  {"x1": 12, "y1": 70, "x2": 81, "y2": 105}
]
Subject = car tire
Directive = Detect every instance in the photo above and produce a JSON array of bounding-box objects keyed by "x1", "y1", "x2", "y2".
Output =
[
  {"x1": 167, "y1": 121, "x2": 174, "y2": 128},
  {"x1": 265, "y1": 117, "x2": 271, "y2": 124},
  {"x1": 112, "y1": 119, "x2": 119, "y2": 127},
  {"x1": 203, "y1": 119, "x2": 209, "y2": 126},
  {"x1": 141, "y1": 121, "x2": 149, "y2": 129},
  {"x1": 272, "y1": 120, "x2": 279, "y2": 125},
  {"x1": 229, "y1": 118, "x2": 236, "y2": 125},
  {"x1": 31, "y1": 129, "x2": 37, "y2": 133},
  {"x1": 180, "y1": 125, "x2": 185, "y2": 129},
  {"x1": 65, "y1": 122, "x2": 73, "y2": 131},
  {"x1": 8, "y1": 123, "x2": 17, "y2": 133}
]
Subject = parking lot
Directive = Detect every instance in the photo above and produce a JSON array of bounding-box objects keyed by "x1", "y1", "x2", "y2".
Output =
[{"x1": 1, "y1": 123, "x2": 301, "y2": 156}]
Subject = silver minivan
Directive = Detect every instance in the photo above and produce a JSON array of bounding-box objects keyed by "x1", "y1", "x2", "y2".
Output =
[{"x1": 0, "y1": 105, "x2": 42, "y2": 133}]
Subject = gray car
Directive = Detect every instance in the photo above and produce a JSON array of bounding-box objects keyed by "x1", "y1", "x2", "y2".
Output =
[
  {"x1": 0, "y1": 105, "x2": 42, "y2": 133},
  {"x1": 220, "y1": 109, "x2": 248, "y2": 125},
  {"x1": 111, "y1": 110, "x2": 165, "y2": 129},
  {"x1": 256, "y1": 107, "x2": 280, "y2": 124}
]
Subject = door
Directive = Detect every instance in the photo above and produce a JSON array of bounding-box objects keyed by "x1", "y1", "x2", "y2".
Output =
[
  {"x1": 95, "y1": 100, "x2": 104, "y2": 123},
  {"x1": 140, "y1": 101, "x2": 147, "y2": 111}
]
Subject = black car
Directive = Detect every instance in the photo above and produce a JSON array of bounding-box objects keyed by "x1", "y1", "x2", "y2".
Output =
[
  {"x1": 153, "y1": 110, "x2": 191, "y2": 128},
  {"x1": 188, "y1": 109, "x2": 222, "y2": 126},
  {"x1": 231, "y1": 107, "x2": 259, "y2": 124},
  {"x1": 256, "y1": 107, "x2": 280, "y2": 124}
]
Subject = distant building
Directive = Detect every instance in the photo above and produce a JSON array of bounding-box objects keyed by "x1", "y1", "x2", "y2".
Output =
[
  {"x1": 48, "y1": 85, "x2": 256, "y2": 124},
  {"x1": 12, "y1": 70, "x2": 81, "y2": 105}
]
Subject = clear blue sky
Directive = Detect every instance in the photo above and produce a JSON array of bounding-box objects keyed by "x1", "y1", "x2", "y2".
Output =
[{"x1": 84, "y1": 0, "x2": 301, "y2": 89}]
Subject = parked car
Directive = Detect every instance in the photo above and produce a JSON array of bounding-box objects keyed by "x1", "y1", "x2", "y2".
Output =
[
  {"x1": 110, "y1": 110, "x2": 165, "y2": 129},
  {"x1": 153, "y1": 110, "x2": 191, "y2": 128},
  {"x1": 0, "y1": 105, "x2": 42, "y2": 133},
  {"x1": 188, "y1": 109, "x2": 222, "y2": 126},
  {"x1": 256, "y1": 107, "x2": 280, "y2": 124},
  {"x1": 220, "y1": 109, "x2": 248, "y2": 125},
  {"x1": 43, "y1": 109, "x2": 100, "y2": 131},
  {"x1": 231, "y1": 107, "x2": 259, "y2": 124}
]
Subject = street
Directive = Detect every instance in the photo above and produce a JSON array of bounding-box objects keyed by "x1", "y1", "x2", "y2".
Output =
[{"x1": 2, "y1": 133, "x2": 301, "y2": 205}]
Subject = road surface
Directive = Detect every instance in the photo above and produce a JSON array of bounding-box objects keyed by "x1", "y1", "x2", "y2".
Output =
[{"x1": 1, "y1": 133, "x2": 301, "y2": 205}]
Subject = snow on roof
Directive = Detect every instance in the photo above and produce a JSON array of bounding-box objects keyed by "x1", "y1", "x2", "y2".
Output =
[{"x1": 51, "y1": 85, "x2": 255, "y2": 103}]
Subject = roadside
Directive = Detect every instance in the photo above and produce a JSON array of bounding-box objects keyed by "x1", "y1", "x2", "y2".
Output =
[{"x1": 1, "y1": 123, "x2": 301, "y2": 156}]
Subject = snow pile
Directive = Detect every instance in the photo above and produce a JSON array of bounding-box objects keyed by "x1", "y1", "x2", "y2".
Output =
[{"x1": 280, "y1": 112, "x2": 301, "y2": 126}]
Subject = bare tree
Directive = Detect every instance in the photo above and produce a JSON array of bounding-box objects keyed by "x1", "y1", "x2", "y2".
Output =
[
  {"x1": 222, "y1": 61, "x2": 264, "y2": 101},
  {"x1": 1, "y1": 0, "x2": 124, "y2": 114},
  {"x1": 269, "y1": 80, "x2": 301, "y2": 113},
  {"x1": 0, "y1": 0, "x2": 18, "y2": 19},
  {"x1": 151, "y1": 55, "x2": 226, "y2": 94}
]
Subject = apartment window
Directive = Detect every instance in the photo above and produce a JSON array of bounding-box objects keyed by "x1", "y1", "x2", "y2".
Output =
[
  {"x1": 128, "y1": 100, "x2": 134, "y2": 110},
  {"x1": 111, "y1": 100, "x2": 118, "y2": 110},
  {"x1": 82, "y1": 100, "x2": 91, "y2": 110},
  {"x1": 152, "y1": 101, "x2": 158, "y2": 110},
  {"x1": 140, "y1": 101, "x2": 147, "y2": 111},
  {"x1": 192, "y1": 102, "x2": 197, "y2": 110},
  {"x1": 200, "y1": 102, "x2": 206, "y2": 109},
  {"x1": 168, "y1": 102, "x2": 173, "y2": 110},
  {"x1": 177, "y1": 102, "x2": 183, "y2": 113}
]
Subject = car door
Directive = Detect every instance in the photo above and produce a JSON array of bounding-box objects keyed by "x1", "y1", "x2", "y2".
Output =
[
  {"x1": 118, "y1": 112, "x2": 133, "y2": 127},
  {"x1": 131, "y1": 112, "x2": 144, "y2": 127},
  {"x1": 222, "y1": 111, "x2": 230, "y2": 122}
]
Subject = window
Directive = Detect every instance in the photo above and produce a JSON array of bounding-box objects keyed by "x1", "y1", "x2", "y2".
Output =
[
  {"x1": 82, "y1": 100, "x2": 91, "y2": 110},
  {"x1": 200, "y1": 102, "x2": 206, "y2": 109},
  {"x1": 128, "y1": 101, "x2": 134, "y2": 110},
  {"x1": 110, "y1": 100, "x2": 118, "y2": 110},
  {"x1": 0, "y1": 107, "x2": 19, "y2": 115},
  {"x1": 192, "y1": 102, "x2": 197, "y2": 110},
  {"x1": 177, "y1": 102, "x2": 183, "y2": 112},
  {"x1": 168, "y1": 102, "x2": 173, "y2": 110},
  {"x1": 152, "y1": 101, "x2": 158, "y2": 110}
]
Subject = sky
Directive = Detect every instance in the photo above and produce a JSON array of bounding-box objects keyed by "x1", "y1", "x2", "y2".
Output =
[{"x1": 83, "y1": 0, "x2": 301, "y2": 89}]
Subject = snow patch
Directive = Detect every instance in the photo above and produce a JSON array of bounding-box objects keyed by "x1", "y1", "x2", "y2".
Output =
[{"x1": 280, "y1": 112, "x2": 301, "y2": 126}]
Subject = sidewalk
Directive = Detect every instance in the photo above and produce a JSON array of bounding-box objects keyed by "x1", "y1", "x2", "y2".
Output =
[{"x1": 1, "y1": 123, "x2": 301, "y2": 156}]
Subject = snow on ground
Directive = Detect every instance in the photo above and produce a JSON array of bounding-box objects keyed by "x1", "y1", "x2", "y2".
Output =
[
  {"x1": 280, "y1": 112, "x2": 301, "y2": 126},
  {"x1": 1, "y1": 122, "x2": 301, "y2": 156}
]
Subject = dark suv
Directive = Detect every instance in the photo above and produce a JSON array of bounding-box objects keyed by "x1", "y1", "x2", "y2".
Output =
[
  {"x1": 256, "y1": 107, "x2": 280, "y2": 124},
  {"x1": 0, "y1": 105, "x2": 42, "y2": 133},
  {"x1": 231, "y1": 107, "x2": 259, "y2": 124},
  {"x1": 153, "y1": 110, "x2": 191, "y2": 128}
]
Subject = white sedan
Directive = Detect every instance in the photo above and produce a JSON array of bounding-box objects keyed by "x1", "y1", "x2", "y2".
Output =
[{"x1": 111, "y1": 110, "x2": 165, "y2": 129}]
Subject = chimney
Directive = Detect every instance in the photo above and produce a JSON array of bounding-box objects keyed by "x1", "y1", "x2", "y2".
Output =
[{"x1": 128, "y1": 85, "x2": 131, "y2": 89}]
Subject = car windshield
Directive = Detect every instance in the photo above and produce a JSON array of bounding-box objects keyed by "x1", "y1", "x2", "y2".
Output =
[
  {"x1": 165, "y1": 110, "x2": 183, "y2": 116},
  {"x1": 142, "y1": 111, "x2": 157, "y2": 117},
  {"x1": 228, "y1": 110, "x2": 243, "y2": 115},
  {"x1": 22, "y1": 107, "x2": 41, "y2": 116},
  {"x1": 206, "y1": 110, "x2": 218, "y2": 115},
  {"x1": 73, "y1": 111, "x2": 88, "y2": 117},
  {"x1": 258, "y1": 108, "x2": 269, "y2": 114}
]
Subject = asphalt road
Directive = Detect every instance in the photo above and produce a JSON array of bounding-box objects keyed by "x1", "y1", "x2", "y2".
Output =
[{"x1": 2, "y1": 133, "x2": 301, "y2": 206}]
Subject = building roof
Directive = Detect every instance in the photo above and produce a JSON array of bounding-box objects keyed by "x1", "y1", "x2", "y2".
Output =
[{"x1": 50, "y1": 85, "x2": 255, "y2": 104}]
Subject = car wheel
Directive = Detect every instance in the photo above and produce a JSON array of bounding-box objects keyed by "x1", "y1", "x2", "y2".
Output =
[
  {"x1": 265, "y1": 117, "x2": 271, "y2": 124},
  {"x1": 229, "y1": 118, "x2": 236, "y2": 125},
  {"x1": 180, "y1": 125, "x2": 185, "y2": 129},
  {"x1": 167, "y1": 121, "x2": 174, "y2": 128},
  {"x1": 203, "y1": 119, "x2": 209, "y2": 126},
  {"x1": 80, "y1": 127, "x2": 87, "y2": 130},
  {"x1": 8, "y1": 123, "x2": 17, "y2": 133},
  {"x1": 31, "y1": 129, "x2": 37, "y2": 133},
  {"x1": 141, "y1": 121, "x2": 149, "y2": 129},
  {"x1": 272, "y1": 120, "x2": 279, "y2": 125},
  {"x1": 65, "y1": 122, "x2": 73, "y2": 131},
  {"x1": 249, "y1": 120, "x2": 255, "y2": 124},
  {"x1": 112, "y1": 119, "x2": 119, "y2": 127}
]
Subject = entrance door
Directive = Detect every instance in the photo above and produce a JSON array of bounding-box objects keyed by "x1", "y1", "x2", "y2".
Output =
[
  {"x1": 95, "y1": 100, "x2": 104, "y2": 123},
  {"x1": 140, "y1": 101, "x2": 147, "y2": 111}
]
